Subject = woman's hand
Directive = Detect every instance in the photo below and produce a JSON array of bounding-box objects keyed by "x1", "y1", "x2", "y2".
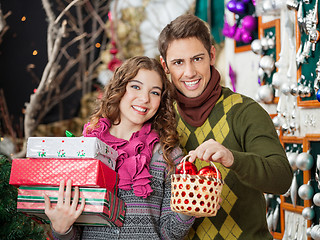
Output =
[
  {"x1": 44, "y1": 179, "x2": 85, "y2": 234},
  {"x1": 188, "y1": 139, "x2": 234, "y2": 168}
]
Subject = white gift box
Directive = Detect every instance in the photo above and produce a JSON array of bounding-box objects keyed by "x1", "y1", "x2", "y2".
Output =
[{"x1": 26, "y1": 137, "x2": 118, "y2": 170}]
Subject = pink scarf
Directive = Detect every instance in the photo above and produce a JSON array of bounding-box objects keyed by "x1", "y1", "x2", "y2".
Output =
[{"x1": 83, "y1": 118, "x2": 159, "y2": 198}]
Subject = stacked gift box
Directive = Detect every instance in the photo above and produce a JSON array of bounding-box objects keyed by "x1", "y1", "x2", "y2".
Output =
[{"x1": 9, "y1": 136, "x2": 126, "y2": 227}]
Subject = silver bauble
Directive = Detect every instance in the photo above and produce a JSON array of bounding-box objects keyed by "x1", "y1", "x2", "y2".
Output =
[
  {"x1": 302, "y1": 207, "x2": 315, "y2": 220},
  {"x1": 272, "y1": 115, "x2": 285, "y2": 128},
  {"x1": 271, "y1": 72, "x2": 282, "y2": 89},
  {"x1": 259, "y1": 55, "x2": 275, "y2": 77},
  {"x1": 296, "y1": 152, "x2": 314, "y2": 171},
  {"x1": 298, "y1": 84, "x2": 305, "y2": 98},
  {"x1": 267, "y1": 38, "x2": 275, "y2": 49},
  {"x1": 317, "y1": 154, "x2": 320, "y2": 170},
  {"x1": 298, "y1": 184, "x2": 314, "y2": 200},
  {"x1": 313, "y1": 192, "x2": 320, "y2": 207},
  {"x1": 258, "y1": 85, "x2": 274, "y2": 103},
  {"x1": 303, "y1": 85, "x2": 312, "y2": 98},
  {"x1": 306, "y1": 227, "x2": 312, "y2": 237},
  {"x1": 290, "y1": 82, "x2": 298, "y2": 96},
  {"x1": 258, "y1": 67, "x2": 265, "y2": 82},
  {"x1": 311, "y1": 225, "x2": 320, "y2": 240},
  {"x1": 280, "y1": 82, "x2": 291, "y2": 95},
  {"x1": 287, "y1": 151, "x2": 298, "y2": 171},
  {"x1": 260, "y1": 37, "x2": 269, "y2": 50},
  {"x1": 251, "y1": 39, "x2": 263, "y2": 55}
]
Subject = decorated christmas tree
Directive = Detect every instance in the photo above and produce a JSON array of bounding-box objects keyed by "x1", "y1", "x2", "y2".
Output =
[{"x1": 0, "y1": 154, "x2": 48, "y2": 240}]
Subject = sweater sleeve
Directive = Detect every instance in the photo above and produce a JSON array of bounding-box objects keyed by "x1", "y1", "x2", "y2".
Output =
[
  {"x1": 158, "y1": 147, "x2": 195, "y2": 240},
  {"x1": 229, "y1": 100, "x2": 293, "y2": 194}
]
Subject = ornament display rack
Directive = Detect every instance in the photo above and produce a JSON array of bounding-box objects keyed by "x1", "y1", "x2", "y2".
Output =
[
  {"x1": 270, "y1": 135, "x2": 320, "y2": 240},
  {"x1": 258, "y1": 17, "x2": 281, "y2": 104},
  {"x1": 230, "y1": 0, "x2": 320, "y2": 237},
  {"x1": 295, "y1": 1, "x2": 320, "y2": 108},
  {"x1": 234, "y1": 0, "x2": 258, "y2": 52}
]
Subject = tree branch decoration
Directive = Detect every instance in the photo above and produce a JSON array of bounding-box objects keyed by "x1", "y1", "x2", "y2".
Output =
[{"x1": 14, "y1": 0, "x2": 111, "y2": 157}]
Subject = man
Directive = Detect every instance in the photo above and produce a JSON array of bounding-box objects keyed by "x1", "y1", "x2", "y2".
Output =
[{"x1": 158, "y1": 14, "x2": 293, "y2": 240}]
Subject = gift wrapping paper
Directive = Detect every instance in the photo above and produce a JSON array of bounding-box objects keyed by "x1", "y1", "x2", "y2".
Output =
[
  {"x1": 17, "y1": 186, "x2": 126, "y2": 227},
  {"x1": 10, "y1": 158, "x2": 119, "y2": 193},
  {"x1": 26, "y1": 137, "x2": 118, "y2": 170}
]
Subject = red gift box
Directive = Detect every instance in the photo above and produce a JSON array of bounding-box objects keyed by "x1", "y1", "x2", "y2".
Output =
[
  {"x1": 17, "y1": 186, "x2": 126, "y2": 227},
  {"x1": 9, "y1": 158, "x2": 118, "y2": 193}
]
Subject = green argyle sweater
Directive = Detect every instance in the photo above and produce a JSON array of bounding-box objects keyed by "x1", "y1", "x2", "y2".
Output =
[{"x1": 175, "y1": 87, "x2": 293, "y2": 240}]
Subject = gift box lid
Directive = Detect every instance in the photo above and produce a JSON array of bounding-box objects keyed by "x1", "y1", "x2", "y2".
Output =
[
  {"x1": 26, "y1": 136, "x2": 118, "y2": 166},
  {"x1": 10, "y1": 158, "x2": 119, "y2": 193}
]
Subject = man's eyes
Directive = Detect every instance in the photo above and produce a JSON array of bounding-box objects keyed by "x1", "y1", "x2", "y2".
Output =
[
  {"x1": 173, "y1": 57, "x2": 202, "y2": 65},
  {"x1": 174, "y1": 60, "x2": 183, "y2": 65},
  {"x1": 194, "y1": 57, "x2": 202, "y2": 62}
]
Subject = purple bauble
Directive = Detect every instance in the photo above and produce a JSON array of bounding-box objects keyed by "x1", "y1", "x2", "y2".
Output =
[
  {"x1": 242, "y1": 0, "x2": 251, "y2": 3},
  {"x1": 241, "y1": 30, "x2": 253, "y2": 43},
  {"x1": 222, "y1": 21, "x2": 231, "y2": 37},
  {"x1": 242, "y1": 15, "x2": 257, "y2": 32},
  {"x1": 235, "y1": 1, "x2": 246, "y2": 14},
  {"x1": 317, "y1": 89, "x2": 320, "y2": 102},
  {"x1": 228, "y1": 24, "x2": 238, "y2": 37},
  {"x1": 234, "y1": 27, "x2": 243, "y2": 42},
  {"x1": 227, "y1": 0, "x2": 237, "y2": 13}
]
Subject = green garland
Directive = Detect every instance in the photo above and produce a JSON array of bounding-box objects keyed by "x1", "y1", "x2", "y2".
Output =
[{"x1": 0, "y1": 155, "x2": 47, "y2": 240}]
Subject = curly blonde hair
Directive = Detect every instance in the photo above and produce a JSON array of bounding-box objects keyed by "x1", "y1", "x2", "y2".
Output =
[{"x1": 86, "y1": 56, "x2": 179, "y2": 171}]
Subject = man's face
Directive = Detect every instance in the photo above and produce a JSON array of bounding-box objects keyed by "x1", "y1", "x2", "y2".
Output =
[{"x1": 161, "y1": 37, "x2": 215, "y2": 98}]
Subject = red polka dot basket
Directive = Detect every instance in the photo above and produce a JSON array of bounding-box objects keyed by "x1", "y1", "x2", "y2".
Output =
[{"x1": 170, "y1": 155, "x2": 224, "y2": 217}]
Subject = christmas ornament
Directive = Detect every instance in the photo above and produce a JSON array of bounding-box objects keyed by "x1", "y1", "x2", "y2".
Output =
[
  {"x1": 241, "y1": 15, "x2": 257, "y2": 32},
  {"x1": 197, "y1": 166, "x2": 222, "y2": 179},
  {"x1": 311, "y1": 225, "x2": 320, "y2": 240},
  {"x1": 290, "y1": 173, "x2": 298, "y2": 207},
  {"x1": 298, "y1": 183, "x2": 314, "y2": 200},
  {"x1": 229, "y1": 64, "x2": 237, "y2": 92},
  {"x1": 296, "y1": 152, "x2": 314, "y2": 171},
  {"x1": 313, "y1": 192, "x2": 320, "y2": 206},
  {"x1": 251, "y1": 39, "x2": 263, "y2": 55},
  {"x1": 302, "y1": 207, "x2": 315, "y2": 220},
  {"x1": 175, "y1": 161, "x2": 197, "y2": 175},
  {"x1": 272, "y1": 203, "x2": 280, "y2": 231},
  {"x1": 259, "y1": 55, "x2": 275, "y2": 77},
  {"x1": 287, "y1": 151, "x2": 298, "y2": 171},
  {"x1": 241, "y1": 29, "x2": 253, "y2": 43},
  {"x1": 271, "y1": 72, "x2": 282, "y2": 89},
  {"x1": 257, "y1": 84, "x2": 274, "y2": 103},
  {"x1": 316, "y1": 89, "x2": 320, "y2": 102}
]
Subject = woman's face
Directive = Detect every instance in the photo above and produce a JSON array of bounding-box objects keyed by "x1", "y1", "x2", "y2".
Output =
[{"x1": 119, "y1": 69, "x2": 163, "y2": 130}]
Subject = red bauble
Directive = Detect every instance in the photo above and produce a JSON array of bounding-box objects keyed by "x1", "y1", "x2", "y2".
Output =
[
  {"x1": 175, "y1": 161, "x2": 198, "y2": 175},
  {"x1": 198, "y1": 166, "x2": 221, "y2": 179}
]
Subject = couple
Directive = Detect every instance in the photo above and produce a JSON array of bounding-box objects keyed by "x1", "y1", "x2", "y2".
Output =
[{"x1": 44, "y1": 14, "x2": 293, "y2": 240}]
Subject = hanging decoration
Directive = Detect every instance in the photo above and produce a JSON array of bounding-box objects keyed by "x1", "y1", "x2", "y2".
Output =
[{"x1": 223, "y1": 0, "x2": 258, "y2": 45}]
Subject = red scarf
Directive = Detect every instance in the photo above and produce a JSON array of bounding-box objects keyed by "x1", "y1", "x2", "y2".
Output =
[{"x1": 175, "y1": 66, "x2": 222, "y2": 127}]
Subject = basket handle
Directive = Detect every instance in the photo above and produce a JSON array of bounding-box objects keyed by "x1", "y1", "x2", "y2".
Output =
[{"x1": 180, "y1": 154, "x2": 220, "y2": 179}]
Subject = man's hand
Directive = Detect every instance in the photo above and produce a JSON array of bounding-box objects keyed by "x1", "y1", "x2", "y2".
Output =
[
  {"x1": 188, "y1": 139, "x2": 234, "y2": 168},
  {"x1": 44, "y1": 179, "x2": 85, "y2": 234}
]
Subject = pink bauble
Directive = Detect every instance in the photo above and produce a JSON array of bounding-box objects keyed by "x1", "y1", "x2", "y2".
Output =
[
  {"x1": 222, "y1": 21, "x2": 231, "y2": 37},
  {"x1": 235, "y1": 1, "x2": 246, "y2": 14},
  {"x1": 234, "y1": 27, "x2": 242, "y2": 42},
  {"x1": 227, "y1": 0, "x2": 237, "y2": 13},
  {"x1": 242, "y1": 15, "x2": 257, "y2": 32},
  {"x1": 241, "y1": 30, "x2": 253, "y2": 43},
  {"x1": 228, "y1": 24, "x2": 237, "y2": 37}
]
